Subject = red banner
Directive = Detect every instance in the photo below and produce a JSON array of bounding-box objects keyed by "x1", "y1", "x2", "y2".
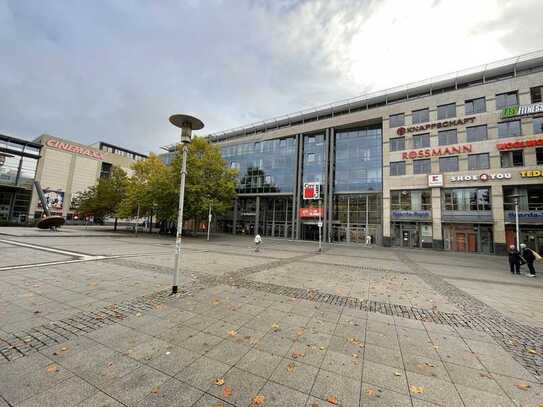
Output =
[{"x1": 299, "y1": 207, "x2": 324, "y2": 218}]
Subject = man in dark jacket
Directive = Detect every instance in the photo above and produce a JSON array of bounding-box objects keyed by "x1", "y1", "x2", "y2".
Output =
[
  {"x1": 520, "y1": 243, "x2": 536, "y2": 277},
  {"x1": 508, "y1": 245, "x2": 522, "y2": 275}
]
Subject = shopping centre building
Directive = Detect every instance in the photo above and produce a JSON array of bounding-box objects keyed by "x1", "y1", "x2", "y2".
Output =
[
  {"x1": 211, "y1": 51, "x2": 543, "y2": 254},
  {"x1": 0, "y1": 133, "x2": 146, "y2": 223}
]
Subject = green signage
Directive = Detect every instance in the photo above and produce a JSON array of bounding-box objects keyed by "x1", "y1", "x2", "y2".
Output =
[
  {"x1": 501, "y1": 103, "x2": 543, "y2": 119},
  {"x1": 502, "y1": 106, "x2": 519, "y2": 118}
]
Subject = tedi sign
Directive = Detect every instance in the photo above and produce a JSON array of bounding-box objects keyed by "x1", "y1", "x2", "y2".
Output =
[
  {"x1": 401, "y1": 144, "x2": 472, "y2": 160},
  {"x1": 396, "y1": 117, "x2": 475, "y2": 136},
  {"x1": 46, "y1": 139, "x2": 104, "y2": 160},
  {"x1": 450, "y1": 172, "x2": 511, "y2": 182},
  {"x1": 502, "y1": 103, "x2": 543, "y2": 119}
]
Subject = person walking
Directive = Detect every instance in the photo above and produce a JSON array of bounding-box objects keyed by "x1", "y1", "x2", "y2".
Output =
[
  {"x1": 520, "y1": 243, "x2": 538, "y2": 277},
  {"x1": 254, "y1": 233, "x2": 262, "y2": 252},
  {"x1": 508, "y1": 245, "x2": 522, "y2": 275}
]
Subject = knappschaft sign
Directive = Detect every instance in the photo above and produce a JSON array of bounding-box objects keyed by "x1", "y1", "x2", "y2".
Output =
[{"x1": 502, "y1": 103, "x2": 543, "y2": 119}]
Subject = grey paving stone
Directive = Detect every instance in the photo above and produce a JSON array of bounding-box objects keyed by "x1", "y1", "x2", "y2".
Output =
[
  {"x1": 320, "y1": 350, "x2": 363, "y2": 380},
  {"x1": 17, "y1": 376, "x2": 97, "y2": 407},
  {"x1": 364, "y1": 343, "x2": 403, "y2": 370},
  {"x1": 445, "y1": 362, "x2": 504, "y2": 394},
  {"x1": 145, "y1": 345, "x2": 202, "y2": 375},
  {"x1": 205, "y1": 339, "x2": 252, "y2": 365},
  {"x1": 287, "y1": 341, "x2": 327, "y2": 368},
  {"x1": 455, "y1": 384, "x2": 515, "y2": 407},
  {"x1": 191, "y1": 393, "x2": 235, "y2": 406},
  {"x1": 75, "y1": 392, "x2": 125, "y2": 407},
  {"x1": 360, "y1": 383, "x2": 412, "y2": 407},
  {"x1": 125, "y1": 337, "x2": 173, "y2": 362},
  {"x1": 135, "y1": 377, "x2": 203, "y2": 407},
  {"x1": 208, "y1": 367, "x2": 266, "y2": 407},
  {"x1": 363, "y1": 361, "x2": 408, "y2": 395},
  {"x1": 406, "y1": 371, "x2": 464, "y2": 407},
  {"x1": 236, "y1": 348, "x2": 283, "y2": 378},
  {"x1": 157, "y1": 324, "x2": 201, "y2": 345},
  {"x1": 365, "y1": 330, "x2": 399, "y2": 350},
  {"x1": 403, "y1": 354, "x2": 449, "y2": 382},
  {"x1": 254, "y1": 331, "x2": 295, "y2": 356},
  {"x1": 77, "y1": 352, "x2": 141, "y2": 388},
  {"x1": 477, "y1": 352, "x2": 538, "y2": 381},
  {"x1": 311, "y1": 368, "x2": 361, "y2": 407},
  {"x1": 182, "y1": 332, "x2": 224, "y2": 354},
  {"x1": 327, "y1": 335, "x2": 365, "y2": 357},
  {"x1": 333, "y1": 320, "x2": 367, "y2": 339},
  {"x1": 493, "y1": 374, "x2": 543, "y2": 407},
  {"x1": 176, "y1": 356, "x2": 231, "y2": 391},
  {"x1": 270, "y1": 358, "x2": 319, "y2": 394}
]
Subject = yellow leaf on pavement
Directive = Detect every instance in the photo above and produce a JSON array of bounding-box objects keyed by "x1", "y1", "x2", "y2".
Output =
[
  {"x1": 515, "y1": 383, "x2": 530, "y2": 390},
  {"x1": 326, "y1": 395, "x2": 338, "y2": 405},
  {"x1": 410, "y1": 385, "x2": 424, "y2": 394},
  {"x1": 223, "y1": 386, "x2": 233, "y2": 398},
  {"x1": 215, "y1": 378, "x2": 225, "y2": 386},
  {"x1": 252, "y1": 395, "x2": 265, "y2": 405},
  {"x1": 227, "y1": 330, "x2": 237, "y2": 337},
  {"x1": 287, "y1": 362, "x2": 296, "y2": 373}
]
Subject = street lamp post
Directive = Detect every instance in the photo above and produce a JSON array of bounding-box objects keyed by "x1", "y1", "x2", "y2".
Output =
[
  {"x1": 207, "y1": 202, "x2": 212, "y2": 241},
  {"x1": 509, "y1": 194, "x2": 521, "y2": 251},
  {"x1": 169, "y1": 114, "x2": 204, "y2": 295}
]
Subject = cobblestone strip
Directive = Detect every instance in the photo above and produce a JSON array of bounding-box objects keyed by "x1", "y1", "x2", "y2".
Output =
[{"x1": 396, "y1": 252, "x2": 543, "y2": 381}]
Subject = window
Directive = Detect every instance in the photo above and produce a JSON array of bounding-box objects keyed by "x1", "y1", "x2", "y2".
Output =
[
  {"x1": 390, "y1": 137, "x2": 405, "y2": 151},
  {"x1": 391, "y1": 190, "x2": 431, "y2": 210},
  {"x1": 534, "y1": 117, "x2": 543, "y2": 135},
  {"x1": 100, "y1": 162, "x2": 112, "y2": 179},
  {"x1": 412, "y1": 108, "x2": 429, "y2": 124},
  {"x1": 437, "y1": 103, "x2": 456, "y2": 120},
  {"x1": 230, "y1": 161, "x2": 240, "y2": 170},
  {"x1": 496, "y1": 91, "x2": 518, "y2": 109},
  {"x1": 413, "y1": 133, "x2": 430, "y2": 148},
  {"x1": 306, "y1": 153, "x2": 316, "y2": 163},
  {"x1": 389, "y1": 113, "x2": 405, "y2": 128},
  {"x1": 498, "y1": 120, "x2": 522, "y2": 138},
  {"x1": 537, "y1": 148, "x2": 543, "y2": 165},
  {"x1": 413, "y1": 159, "x2": 431, "y2": 174},
  {"x1": 465, "y1": 97, "x2": 486, "y2": 114},
  {"x1": 500, "y1": 150, "x2": 524, "y2": 167},
  {"x1": 466, "y1": 125, "x2": 488, "y2": 142},
  {"x1": 438, "y1": 129, "x2": 457, "y2": 145},
  {"x1": 468, "y1": 153, "x2": 490, "y2": 170},
  {"x1": 531, "y1": 86, "x2": 543, "y2": 103},
  {"x1": 443, "y1": 188, "x2": 491, "y2": 211},
  {"x1": 390, "y1": 161, "x2": 406, "y2": 176},
  {"x1": 439, "y1": 156, "x2": 459, "y2": 172}
]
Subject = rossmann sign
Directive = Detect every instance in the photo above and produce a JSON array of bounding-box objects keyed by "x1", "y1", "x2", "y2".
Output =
[
  {"x1": 46, "y1": 139, "x2": 104, "y2": 160},
  {"x1": 396, "y1": 117, "x2": 475, "y2": 136},
  {"x1": 401, "y1": 144, "x2": 472, "y2": 160}
]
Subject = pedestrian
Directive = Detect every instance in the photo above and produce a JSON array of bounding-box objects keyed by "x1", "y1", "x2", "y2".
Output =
[
  {"x1": 254, "y1": 233, "x2": 262, "y2": 252},
  {"x1": 365, "y1": 234, "x2": 372, "y2": 246},
  {"x1": 508, "y1": 245, "x2": 522, "y2": 275},
  {"x1": 520, "y1": 243, "x2": 539, "y2": 277}
]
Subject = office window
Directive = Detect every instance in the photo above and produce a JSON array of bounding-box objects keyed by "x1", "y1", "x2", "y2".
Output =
[
  {"x1": 412, "y1": 108, "x2": 430, "y2": 124},
  {"x1": 439, "y1": 156, "x2": 459, "y2": 172},
  {"x1": 498, "y1": 120, "x2": 522, "y2": 138},
  {"x1": 389, "y1": 113, "x2": 405, "y2": 128},
  {"x1": 468, "y1": 153, "x2": 490, "y2": 170},
  {"x1": 465, "y1": 97, "x2": 486, "y2": 114},
  {"x1": 531, "y1": 86, "x2": 543, "y2": 103},
  {"x1": 537, "y1": 148, "x2": 543, "y2": 165},
  {"x1": 438, "y1": 129, "x2": 458, "y2": 146},
  {"x1": 496, "y1": 91, "x2": 518, "y2": 110},
  {"x1": 443, "y1": 188, "x2": 491, "y2": 211},
  {"x1": 413, "y1": 133, "x2": 430, "y2": 148},
  {"x1": 500, "y1": 150, "x2": 524, "y2": 167},
  {"x1": 534, "y1": 117, "x2": 543, "y2": 134},
  {"x1": 413, "y1": 159, "x2": 431, "y2": 174},
  {"x1": 437, "y1": 103, "x2": 456, "y2": 120},
  {"x1": 390, "y1": 161, "x2": 406, "y2": 176},
  {"x1": 390, "y1": 137, "x2": 405, "y2": 151},
  {"x1": 466, "y1": 125, "x2": 488, "y2": 142},
  {"x1": 391, "y1": 190, "x2": 432, "y2": 211}
]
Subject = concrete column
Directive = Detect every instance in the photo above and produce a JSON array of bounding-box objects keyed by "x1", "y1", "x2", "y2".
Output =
[
  {"x1": 64, "y1": 155, "x2": 78, "y2": 218},
  {"x1": 255, "y1": 196, "x2": 260, "y2": 236},
  {"x1": 322, "y1": 129, "x2": 330, "y2": 241},
  {"x1": 327, "y1": 128, "x2": 335, "y2": 243},
  {"x1": 232, "y1": 197, "x2": 238, "y2": 235},
  {"x1": 491, "y1": 185, "x2": 506, "y2": 254},
  {"x1": 382, "y1": 190, "x2": 391, "y2": 246},
  {"x1": 431, "y1": 187, "x2": 444, "y2": 249},
  {"x1": 295, "y1": 134, "x2": 303, "y2": 240}
]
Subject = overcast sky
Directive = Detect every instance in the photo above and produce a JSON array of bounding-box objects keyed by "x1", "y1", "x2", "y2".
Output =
[{"x1": 1, "y1": 0, "x2": 542, "y2": 153}]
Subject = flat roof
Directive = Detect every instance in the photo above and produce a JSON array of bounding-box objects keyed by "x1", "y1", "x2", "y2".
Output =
[
  {"x1": 98, "y1": 141, "x2": 148, "y2": 158},
  {"x1": 0, "y1": 134, "x2": 43, "y2": 149},
  {"x1": 209, "y1": 49, "x2": 543, "y2": 142}
]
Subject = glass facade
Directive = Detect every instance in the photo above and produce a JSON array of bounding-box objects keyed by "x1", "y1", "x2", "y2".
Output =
[
  {"x1": 390, "y1": 190, "x2": 431, "y2": 210},
  {"x1": 222, "y1": 137, "x2": 296, "y2": 193},
  {"x1": 331, "y1": 194, "x2": 382, "y2": 244},
  {"x1": 302, "y1": 134, "x2": 325, "y2": 185},
  {"x1": 443, "y1": 188, "x2": 491, "y2": 211},
  {"x1": 334, "y1": 127, "x2": 382, "y2": 192}
]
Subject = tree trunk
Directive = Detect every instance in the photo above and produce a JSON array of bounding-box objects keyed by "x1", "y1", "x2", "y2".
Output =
[{"x1": 114, "y1": 217, "x2": 118, "y2": 231}]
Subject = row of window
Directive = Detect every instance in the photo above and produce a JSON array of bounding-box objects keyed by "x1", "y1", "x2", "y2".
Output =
[
  {"x1": 389, "y1": 85, "x2": 543, "y2": 128},
  {"x1": 390, "y1": 148, "x2": 543, "y2": 176},
  {"x1": 100, "y1": 145, "x2": 145, "y2": 160}
]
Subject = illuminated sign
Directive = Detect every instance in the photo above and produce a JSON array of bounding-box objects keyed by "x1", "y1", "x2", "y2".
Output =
[
  {"x1": 401, "y1": 144, "x2": 472, "y2": 160},
  {"x1": 450, "y1": 173, "x2": 511, "y2": 182},
  {"x1": 497, "y1": 138, "x2": 543, "y2": 150},
  {"x1": 396, "y1": 117, "x2": 475, "y2": 136},
  {"x1": 428, "y1": 174, "x2": 443, "y2": 187},
  {"x1": 520, "y1": 170, "x2": 543, "y2": 178},
  {"x1": 46, "y1": 139, "x2": 104, "y2": 160},
  {"x1": 391, "y1": 210, "x2": 431, "y2": 220},
  {"x1": 303, "y1": 182, "x2": 320, "y2": 200},
  {"x1": 299, "y1": 207, "x2": 324, "y2": 218},
  {"x1": 502, "y1": 103, "x2": 543, "y2": 119}
]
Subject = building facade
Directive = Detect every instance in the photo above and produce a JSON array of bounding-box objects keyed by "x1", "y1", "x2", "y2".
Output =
[{"x1": 212, "y1": 51, "x2": 543, "y2": 255}]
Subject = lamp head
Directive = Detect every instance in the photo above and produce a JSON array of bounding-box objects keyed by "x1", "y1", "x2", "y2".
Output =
[{"x1": 169, "y1": 114, "x2": 204, "y2": 145}]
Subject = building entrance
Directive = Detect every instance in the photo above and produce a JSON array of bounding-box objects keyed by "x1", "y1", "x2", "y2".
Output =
[
  {"x1": 444, "y1": 224, "x2": 493, "y2": 254},
  {"x1": 302, "y1": 223, "x2": 319, "y2": 241},
  {"x1": 391, "y1": 222, "x2": 432, "y2": 248}
]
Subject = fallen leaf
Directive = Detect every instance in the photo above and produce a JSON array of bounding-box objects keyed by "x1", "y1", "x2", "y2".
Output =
[
  {"x1": 394, "y1": 372, "x2": 402, "y2": 377},
  {"x1": 60, "y1": 346, "x2": 69, "y2": 352},
  {"x1": 410, "y1": 385, "x2": 424, "y2": 394},
  {"x1": 319, "y1": 346, "x2": 326, "y2": 351},
  {"x1": 46, "y1": 364, "x2": 59, "y2": 373},
  {"x1": 527, "y1": 349, "x2": 537, "y2": 355},
  {"x1": 227, "y1": 330, "x2": 238, "y2": 337},
  {"x1": 291, "y1": 352, "x2": 305, "y2": 359},
  {"x1": 296, "y1": 329, "x2": 305, "y2": 337},
  {"x1": 33, "y1": 310, "x2": 41, "y2": 314},
  {"x1": 215, "y1": 378, "x2": 225, "y2": 386},
  {"x1": 135, "y1": 312, "x2": 142, "y2": 317},
  {"x1": 151, "y1": 386, "x2": 160, "y2": 395},
  {"x1": 223, "y1": 386, "x2": 233, "y2": 398},
  {"x1": 287, "y1": 362, "x2": 296, "y2": 373},
  {"x1": 252, "y1": 395, "x2": 265, "y2": 405},
  {"x1": 214, "y1": 403, "x2": 223, "y2": 407},
  {"x1": 271, "y1": 323, "x2": 281, "y2": 332},
  {"x1": 515, "y1": 383, "x2": 530, "y2": 391},
  {"x1": 366, "y1": 388, "x2": 378, "y2": 398},
  {"x1": 479, "y1": 372, "x2": 493, "y2": 379},
  {"x1": 212, "y1": 299, "x2": 220, "y2": 305},
  {"x1": 326, "y1": 395, "x2": 338, "y2": 404}
]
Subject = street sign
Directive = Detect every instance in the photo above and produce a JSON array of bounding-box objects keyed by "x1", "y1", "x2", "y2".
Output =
[{"x1": 303, "y1": 183, "x2": 320, "y2": 200}]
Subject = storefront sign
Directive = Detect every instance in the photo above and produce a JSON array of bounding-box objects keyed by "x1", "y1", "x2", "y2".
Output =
[
  {"x1": 303, "y1": 183, "x2": 320, "y2": 200},
  {"x1": 391, "y1": 210, "x2": 431, "y2": 220},
  {"x1": 428, "y1": 174, "x2": 443, "y2": 187},
  {"x1": 450, "y1": 172, "x2": 511, "y2": 182},
  {"x1": 396, "y1": 117, "x2": 475, "y2": 136},
  {"x1": 505, "y1": 211, "x2": 543, "y2": 221},
  {"x1": 401, "y1": 144, "x2": 472, "y2": 160},
  {"x1": 46, "y1": 139, "x2": 104, "y2": 160},
  {"x1": 520, "y1": 170, "x2": 543, "y2": 178},
  {"x1": 37, "y1": 189, "x2": 64, "y2": 210},
  {"x1": 497, "y1": 138, "x2": 543, "y2": 150},
  {"x1": 299, "y1": 207, "x2": 324, "y2": 218},
  {"x1": 502, "y1": 103, "x2": 543, "y2": 119}
]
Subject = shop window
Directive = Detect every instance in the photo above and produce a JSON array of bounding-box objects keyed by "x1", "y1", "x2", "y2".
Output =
[
  {"x1": 498, "y1": 120, "x2": 522, "y2": 138},
  {"x1": 533, "y1": 117, "x2": 543, "y2": 135},
  {"x1": 466, "y1": 125, "x2": 488, "y2": 142},
  {"x1": 390, "y1": 161, "x2": 406, "y2": 176},
  {"x1": 413, "y1": 159, "x2": 431, "y2": 174},
  {"x1": 531, "y1": 86, "x2": 543, "y2": 103},
  {"x1": 537, "y1": 148, "x2": 543, "y2": 165},
  {"x1": 413, "y1": 133, "x2": 430, "y2": 148},
  {"x1": 437, "y1": 103, "x2": 456, "y2": 120},
  {"x1": 468, "y1": 153, "x2": 490, "y2": 170},
  {"x1": 412, "y1": 108, "x2": 429, "y2": 124},
  {"x1": 500, "y1": 150, "x2": 524, "y2": 167},
  {"x1": 391, "y1": 190, "x2": 431, "y2": 210},
  {"x1": 465, "y1": 97, "x2": 486, "y2": 114},
  {"x1": 439, "y1": 156, "x2": 459, "y2": 172},
  {"x1": 496, "y1": 91, "x2": 518, "y2": 110},
  {"x1": 389, "y1": 137, "x2": 405, "y2": 152},
  {"x1": 389, "y1": 113, "x2": 405, "y2": 128},
  {"x1": 443, "y1": 188, "x2": 491, "y2": 211},
  {"x1": 438, "y1": 129, "x2": 457, "y2": 146}
]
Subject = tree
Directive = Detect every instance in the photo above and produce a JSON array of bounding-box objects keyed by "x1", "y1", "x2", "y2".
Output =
[{"x1": 73, "y1": 166, "x2": 128, "y2": 230}]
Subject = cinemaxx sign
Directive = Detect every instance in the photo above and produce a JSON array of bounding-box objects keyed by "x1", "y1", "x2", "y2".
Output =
[{"x1": 502, "y1": 103, "x2": 543, "y2": 119}]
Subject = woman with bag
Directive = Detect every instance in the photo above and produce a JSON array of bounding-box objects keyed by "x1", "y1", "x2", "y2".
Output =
[{"x1": 520, "y1": 243, "x2": 539, "y2": 277}]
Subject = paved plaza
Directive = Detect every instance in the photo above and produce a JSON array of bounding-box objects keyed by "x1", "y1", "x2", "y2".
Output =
[{"x1": 0, "y1": 227, "x2": 542, "y2": 406}]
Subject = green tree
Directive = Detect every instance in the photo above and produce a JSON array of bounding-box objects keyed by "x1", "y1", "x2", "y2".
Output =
[{"x1": 73, "y1": 166, "x2": 128, "y2": 230}]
